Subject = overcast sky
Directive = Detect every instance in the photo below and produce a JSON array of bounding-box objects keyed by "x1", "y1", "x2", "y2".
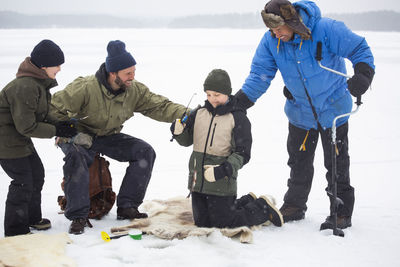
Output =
[{"x1": 2, "y1": 0, "x2": 400, "y2": 17}]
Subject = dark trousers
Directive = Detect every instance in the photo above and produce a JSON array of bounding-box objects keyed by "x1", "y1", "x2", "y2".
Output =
[
  {"x1": 283, "y1": 122, "x2": 354, "y2": 217},
  {"x1": 0, "y1": 150, "x2": 44, "y2": 236},
  {"x1": 191, "y1": 192, "x2": 269, "y2": 228},
  {"x1": 59, "y1": 133, "x2": 156, "y2": 220}
]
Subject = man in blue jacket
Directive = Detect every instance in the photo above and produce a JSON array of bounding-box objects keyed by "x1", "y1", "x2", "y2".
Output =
[{"x1": 235, "y1": 0, "x2": 375, "y2": 229}]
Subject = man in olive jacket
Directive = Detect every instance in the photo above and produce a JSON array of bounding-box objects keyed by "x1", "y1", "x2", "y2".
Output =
[{"x1": 50, "y1": 40, "x2": 187, "y2": 234}]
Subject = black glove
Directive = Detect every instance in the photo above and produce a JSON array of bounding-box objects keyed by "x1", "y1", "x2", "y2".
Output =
[
  {"x1": 234, "y1": 89, "x2": 254, "y2": 110},
  {"x1": 283, "y1": 86, "x2": 294, "y2": 100},
  {"x1": 204, "y1": 162, "x2": 233, "y2": 182},
  {"x1": 55, "y1": 121, "x2": 77, "y2": 138},
  {"x1": 213, "y1": 161, "x2": 233, "y2": 181},
  {"x1": 347, "y1": 62, "x2": 375, "y2": 97}
]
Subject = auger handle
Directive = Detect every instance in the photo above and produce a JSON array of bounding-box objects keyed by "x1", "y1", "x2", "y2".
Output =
[{"x1": 356, "y1": 96, "x2": 362, "y2": 106}]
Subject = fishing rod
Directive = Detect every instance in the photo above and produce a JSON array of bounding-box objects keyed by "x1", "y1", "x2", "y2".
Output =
[{"x1": 170, "y1": 93, "x2": 197, "y2": 142}]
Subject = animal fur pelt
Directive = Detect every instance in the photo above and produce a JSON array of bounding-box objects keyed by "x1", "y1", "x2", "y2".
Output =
[
  {"x1": 0, "y1": 232, "x2": 75, "y2": 267},
  {"x1": 111, "y1": 196, "x2": 272, "y2": 243}
]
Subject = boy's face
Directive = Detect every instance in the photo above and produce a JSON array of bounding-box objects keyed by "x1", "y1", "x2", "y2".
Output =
[
  {"x1": 206, "y1": 90, "x2": 229, "y2": 108},
  {"x1": 42, "y1": 65, "x2": 61, "y2": 79}
]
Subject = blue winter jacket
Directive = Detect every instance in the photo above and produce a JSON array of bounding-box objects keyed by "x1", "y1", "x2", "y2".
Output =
[{"x1": 241, "y1": 0, "x2": 375, "y2": 130}]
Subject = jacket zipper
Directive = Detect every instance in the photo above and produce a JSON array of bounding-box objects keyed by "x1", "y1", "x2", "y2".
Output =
[
  {"x1": 209, "y1": 123, "x2": 217, "y2": 147},
  {"x1": 293, "y1": 44, "x2": 322, "y2": 131},
  {"x1": 199, "y1": 114, "x2": 216, "y2": 192}
]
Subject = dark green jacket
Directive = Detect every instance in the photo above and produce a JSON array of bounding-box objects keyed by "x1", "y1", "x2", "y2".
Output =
[
  {"x1": 50, "y1": 63, "x2": 186, "y2": 136},
  {"x1": 174, "y1": 97, "x2": 252, "y2": 196},
  {"x1": 0, "y1": 58, "x2": 58, "y2": 159}
]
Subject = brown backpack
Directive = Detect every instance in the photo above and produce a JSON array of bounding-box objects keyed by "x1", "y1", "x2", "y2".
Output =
[{"x1": 57, "y1": 154, "x2": 116, "y2": 219}]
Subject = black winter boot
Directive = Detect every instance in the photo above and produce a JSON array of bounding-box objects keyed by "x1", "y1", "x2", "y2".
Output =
[
  {"x1": 235, "y1": 192, "x2": 257, "y2": 208},
  {"x1": 259, "y1": 196, "x2": 284, "y2": 227},
  {"x1": 30, "y1": 218, "x2": 51, "y2": 230},
  {"x1": 117, "y1": 207, "x2": 148, "y2": 220},
  {"x1": 320, "y1": 215, "x2": 352, "y2": 230}
]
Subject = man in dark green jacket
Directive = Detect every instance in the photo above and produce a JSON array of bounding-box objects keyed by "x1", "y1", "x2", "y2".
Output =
[
  {"x1": 0, "y1": 40, "x2": 77, "y2": 237},
  {"x1": 50, "y1": 40, "x2": 187, "y2": 235}
]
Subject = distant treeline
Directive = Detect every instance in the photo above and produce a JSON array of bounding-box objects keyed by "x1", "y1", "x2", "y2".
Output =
[{"x1": 0, "y1": 10, "x2": 399, "y2": 31}]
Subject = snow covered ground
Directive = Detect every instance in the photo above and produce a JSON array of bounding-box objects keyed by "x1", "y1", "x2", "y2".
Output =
[{"x1": 0, "y1": 28, "x2": 399, "y2": 267}]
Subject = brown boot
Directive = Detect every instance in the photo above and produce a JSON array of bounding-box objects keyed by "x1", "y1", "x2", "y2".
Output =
[
  {"x1": 117, "y1": 207, "x2": 148, "y2": 220},
  {"x1": 279, "y1": 204, "x2": 305, "y2": 222},
  {"x1": 69, "y1": 218, "x2": 92, "y2": 235},
  {"x1": 320, "y1": 215, "x2": 352, "y2": 230}
]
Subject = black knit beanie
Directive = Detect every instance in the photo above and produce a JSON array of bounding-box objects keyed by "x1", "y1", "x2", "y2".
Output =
[
  {"x1": 105, "y1": 40, "x2": 136, "y2": 72},
  {"x1": 30, "y1": 39, "x2": 65, "y2": 68},
  {"x1": 203, "y1": 69, "x2": 232, "y2": 95}
]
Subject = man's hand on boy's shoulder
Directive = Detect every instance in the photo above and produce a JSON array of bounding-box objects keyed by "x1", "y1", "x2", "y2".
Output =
[{"x1": 233, "y1": 89, "x2": 254, "y2": 111}]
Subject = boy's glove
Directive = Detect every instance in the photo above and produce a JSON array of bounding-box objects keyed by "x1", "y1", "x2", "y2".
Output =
[
  {"x1": 347, "y1": 62, "x2": 375, "y2": 97},
  {"x1": 203, "y1": 162, "x2": 233, "y2": 182},
  {"x1": 170, "y1": 119, "x2": 185, "y2": 136},
  {"x1": 55, "y1": 120, "x2": 77, "y2": 138}
]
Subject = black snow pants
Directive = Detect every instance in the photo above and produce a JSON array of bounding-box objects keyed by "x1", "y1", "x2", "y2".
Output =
[
  {"x1": 191, "y1": 191, "x2": 269, "y2": 228},
  {"x1": 0, "y1": 150, "x2": 44, "y2": 236},
  {"x1": 283, "y1": 122, "x2": 355, "y2": 217},
  {"x1": 59, "y1": 133, "x2": 156, "y2": 220}
]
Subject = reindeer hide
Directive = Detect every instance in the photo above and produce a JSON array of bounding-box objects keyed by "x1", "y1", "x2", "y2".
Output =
[{"x1": 111, "y1": 196, "x2": 271, "y2": 243}]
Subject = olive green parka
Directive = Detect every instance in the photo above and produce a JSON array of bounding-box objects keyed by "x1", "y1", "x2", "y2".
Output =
[
  {"x1": 0, "y1": 58, "x2": 58, "y2": 159},
  {"x1": 50, "y1": 63, "x2": 186, "y2": 137}
]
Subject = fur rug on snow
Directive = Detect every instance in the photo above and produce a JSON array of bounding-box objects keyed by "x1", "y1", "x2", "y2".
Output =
[
  {"x1": 0, "y1": 232, "x2": 75, "y2": 267},
  {"x1": 111, "y1": 196, "x2": 274, "y2": 243}
]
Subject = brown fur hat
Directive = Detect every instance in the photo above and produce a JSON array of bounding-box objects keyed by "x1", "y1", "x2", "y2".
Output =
[{"x1": 261, "y1": 0, "x2": 311, "y2": 40}]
